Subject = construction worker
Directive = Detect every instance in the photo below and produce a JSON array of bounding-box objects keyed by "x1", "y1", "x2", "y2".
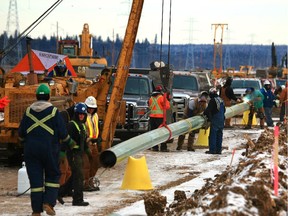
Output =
[
  {"x1": 18, "y1": 84, "x2": 75, "y2": 216},
  {"x1": 47, "y1": 59, "x2": 72, "y2": 77},
  {"x1": 219, "y1": 77, "x2": 241, "y2": 128},
  {"x1": 83, "y1": 96, "x2": 101, "y2": 192},
  {"x1": 244, "y1": 87, "x2": 265, "y2": 129},
  {"x1": 260, "y1": 80, "x2": 276, "y2": 127},
  {"x1": 149, "y1": 85, "x2": 171, "y2": 152},
  {"x1": 203, "y1": 87, "x2": 225, "y2": 154},
  {"x1": 279, "y1": 81, "x2": 288, "y2": 123},
  {"x1": 58, "y1": 103, "x2": 90, "y2": 206},
  {"x1": 176, "y1": 91, "x2": 209, "y2": 151}
]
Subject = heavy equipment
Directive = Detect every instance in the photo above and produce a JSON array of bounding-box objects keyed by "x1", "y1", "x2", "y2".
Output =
[
  {"x1": 0, "y1": 0, "x2": 146, "y2": 162},
  {"x1": 57, "y1": 23, "x2": 108, "y2": 75}
]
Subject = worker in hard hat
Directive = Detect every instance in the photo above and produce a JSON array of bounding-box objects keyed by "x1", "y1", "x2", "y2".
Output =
[
  {"x1": 47, "y1": 59, "x2": 72, "y2": 77},
  {"x1": 18, "y1": 84, "x2": 75, "y2": 216},
  {"x1": 176, "y1": 91, "x2": 209, "y2": 151},
  {"x1": 219, "y1": 77, "x2": 241, "y2": 128},
  {"x1": 59, "y1": 102, "x2": 90, "y2": 206},
  {"x1": 83, "y1": 96, "x2": 101, "y2": 192},
  {"x1": 149, "y1": 85, "x2": 171, "y2": 152},
  {"x1": 203, "y1": 87, "x2": 225, "y2": 154},
  {"x1": 260, "y1": 80, "x2": 276, "y2": 127},
  {"x1": 243, "y1": 87, "x2": 265, "y2": 129}
]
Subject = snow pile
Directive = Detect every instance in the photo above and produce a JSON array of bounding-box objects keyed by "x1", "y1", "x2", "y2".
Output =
[{"x1": 144, "y1": 127, "x2": 288, "y2": 216}]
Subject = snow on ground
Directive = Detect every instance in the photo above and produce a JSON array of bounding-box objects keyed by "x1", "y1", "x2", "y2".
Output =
[{"x1": 1, "y1": 126, "x2": 287, "y2": 216}]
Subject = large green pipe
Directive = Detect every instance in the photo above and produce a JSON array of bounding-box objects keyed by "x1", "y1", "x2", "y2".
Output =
[{"x1": 100, "y1": 101, "x2": 251, "y2": 168}]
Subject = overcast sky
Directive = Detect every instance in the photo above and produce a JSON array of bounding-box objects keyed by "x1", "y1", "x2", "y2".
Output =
[{"x1": 0, "y1": 0, "x2": 287, "y2": 45}]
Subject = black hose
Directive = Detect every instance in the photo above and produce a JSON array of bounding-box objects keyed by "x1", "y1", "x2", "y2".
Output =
[{"x1": 16, "y1": 187, "x2": 31, "y2": 197}]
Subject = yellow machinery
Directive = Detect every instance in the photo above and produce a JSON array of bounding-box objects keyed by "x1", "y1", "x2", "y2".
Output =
[
  {"x1": 225, "y1": 65, "x2": 255, "y2": 78},
  {"x1": 0, "y1": 0, "x2": 144, "y2": 162},
  {"x1": 57, "y1": 23, "x2": 108, "y2": 75}
]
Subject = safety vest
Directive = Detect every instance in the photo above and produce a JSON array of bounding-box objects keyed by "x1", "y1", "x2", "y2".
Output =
[
  {"x1": 71, "y1": 120, "x2": 86, "y2": 134},
  {"x1": 86, "y1": 114, "x2": 99, "y2": 139},
  {"x1": 53, "y1": 68, "x2": 69, "y2": 77},
  {"x1": 149, "y1": 95, "x2": 164, "y2": 118},
  {"x1": 25, "y1": 107, "x2": 57, "y2": 135}
]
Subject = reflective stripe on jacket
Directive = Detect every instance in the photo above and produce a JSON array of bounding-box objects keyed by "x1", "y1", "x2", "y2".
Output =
[
  {"x1": 25, "y1": 107, "x2": 57, "y2": 135},
  {"x1": 149, "y1": 94, "x2": 170, "y2": 118},
  {"x1": 53, "y1": 68, "x2": 69, "y2": 77},
  {"x1": 86, "y1": 113, "x2": 99, "y2": 139}
]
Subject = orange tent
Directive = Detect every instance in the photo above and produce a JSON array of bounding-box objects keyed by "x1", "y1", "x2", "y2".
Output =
[{"x1": 10, "y1": 49, "x2": 77, "y2": 77}]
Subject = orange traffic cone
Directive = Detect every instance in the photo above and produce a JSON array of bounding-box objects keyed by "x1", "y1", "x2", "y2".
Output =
[
  {"x1": 194, "y1": 127, "x2": 210, "y2": 147},
  {"x1": 120, "y1": 156, "x2": 153, "y2": 190}
]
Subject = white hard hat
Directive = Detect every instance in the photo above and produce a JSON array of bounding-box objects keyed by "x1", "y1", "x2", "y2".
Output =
[
  {"x1": 85, "y1": 96, "x2": 97, "y2": 108},
  {"x1": 263, "y1": 80, "x2": 270, "y2": 85}
]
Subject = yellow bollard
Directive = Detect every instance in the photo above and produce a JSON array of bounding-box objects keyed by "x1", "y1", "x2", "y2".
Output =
[
  {"x1": 194, "y1": 127, "x2": 210, "y2": 147},
  {"x1": 241, "y1": 110, "x2": 257, "y2": 125},
  {"x1": 120, "y1": 156, "x2": 153, "y2": 190}
]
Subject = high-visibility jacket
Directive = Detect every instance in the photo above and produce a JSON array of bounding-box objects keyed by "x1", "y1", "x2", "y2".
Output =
[
  {"x1": 149, "y1": 94, "x2": 170, "y2": 118},
  {"x1": 85, "y1": 113, "x2": 99, "y2": 139}
]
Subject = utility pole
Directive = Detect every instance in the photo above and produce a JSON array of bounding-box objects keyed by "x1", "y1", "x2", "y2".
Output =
[
  {"x1": 1, "y1": 0, "x2": 22, "y2": 67},
  {"x1": 211, "y1": 23, "x2": 228, "y2": 75}
]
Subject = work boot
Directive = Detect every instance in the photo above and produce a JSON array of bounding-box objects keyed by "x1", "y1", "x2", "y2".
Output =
[
  {"x1": 57, "y1": 196, "x2": 65, "y2": 205},
  {"x1": 43, "y1": 203, "x2": 55, "y2": 216},
  {"x1": 187, "y1": 134, "x2": 195, "y2": 151},
  {"x1": 32, "y1": 213, "x2": 41, "y2": 216},
  {"x1": 160, "y1": 148, "x2": 170, "y2": 152},
  {"x1": 177, "y1": 134, "x2": 185, "y2": 150},
  {"x1": 73, "y1": 201, "x2": 89, "y2": 206},
  {"x1": 187, "y1": 147, "x2": 195, "y2": 152},
  {"x1": 84, "y1": 185, "x2": 100, "y2": 192},
  {"x1": 244, "y1": 125, "x2": 251, "y2": 129}
]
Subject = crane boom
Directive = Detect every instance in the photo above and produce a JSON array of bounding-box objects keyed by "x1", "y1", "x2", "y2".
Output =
[{"x1": 101, "y1": 0, "x2": 144, "y2": 150}]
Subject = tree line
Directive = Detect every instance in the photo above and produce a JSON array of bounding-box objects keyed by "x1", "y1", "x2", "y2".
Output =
[{"x1": 1, "y1": 33, "x2": 287, "y2": 71}]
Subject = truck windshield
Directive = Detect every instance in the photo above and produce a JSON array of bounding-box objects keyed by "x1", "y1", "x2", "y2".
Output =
[
  {"x1": 109, "y1": 76, "x2": 150, "y2": 95},
  {"x1": 172, "y1": 75, "x2": 198, "y2": 91},
  {"x1": 231, "y1": 80, "x2": 261, "y2": 90}
]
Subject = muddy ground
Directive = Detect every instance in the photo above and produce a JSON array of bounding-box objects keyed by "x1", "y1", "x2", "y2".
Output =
[{"x1": 0, "y1": 126, "x2": 287, "y2": 216}]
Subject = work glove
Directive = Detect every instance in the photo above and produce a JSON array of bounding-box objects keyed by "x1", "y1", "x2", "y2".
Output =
[
  {"x1": 0, "y1": 96, "x2": 10, "y2": 109},
  {"x1": 201, "y1": 114, "x2": 210, "y2": 130},
  {"x1": 68, "y1": 138, "x2": 77, "y2": 149},
  {"x1": 202, "y1": 121, "x2": 211, "y2": 131},
  {"x1": 59, "y1": 151, "x2": 66, "y2": 164}
]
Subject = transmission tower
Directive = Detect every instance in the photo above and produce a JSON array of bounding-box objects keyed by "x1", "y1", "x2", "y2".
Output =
[
  {"x1": 223, "y1": 29, "x2": 231, "y2": 70},
  {"x1": 185, "y1": 18, "x2": 195, "y2": 71},
  {"x1": 2, "y1": 0, "x2": 22, "y2": 67},
  {"x1": 212, "y1": 23, "x2": 228, "y2": 74}
]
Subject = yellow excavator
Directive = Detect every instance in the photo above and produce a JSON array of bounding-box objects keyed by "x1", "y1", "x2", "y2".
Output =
[{"x1": 57, "y1": 23, "x2": 108, "y2": 76}]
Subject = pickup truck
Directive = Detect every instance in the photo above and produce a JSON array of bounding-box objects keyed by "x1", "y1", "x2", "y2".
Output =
[
  {"x1": 172, "y1": 71, "x2": 212, "y2": 120},
  {"x1": 231, "y1": 78, "x2": 262, "y2": 98},
  {"x1": 108, "y1": 73, "x2": 154, "y2": 140}
]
